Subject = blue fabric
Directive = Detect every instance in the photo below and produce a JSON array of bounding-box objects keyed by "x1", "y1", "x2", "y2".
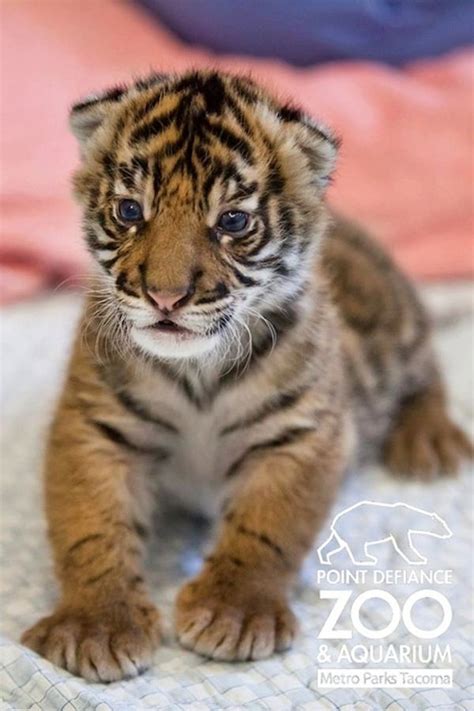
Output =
[{"x1": 137, "y1": 0, "x2": 473, "y2": 66}]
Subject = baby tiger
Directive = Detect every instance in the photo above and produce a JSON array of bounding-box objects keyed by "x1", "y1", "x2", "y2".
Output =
[{"x1": 22, "y1": 70, "x2": 471, "y2": 681}]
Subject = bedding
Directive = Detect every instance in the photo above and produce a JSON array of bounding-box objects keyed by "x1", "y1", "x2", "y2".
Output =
[
  {"x1": 0, "y1": 284, "x2": 472, "y2": 709},
  {"x1": 1, "y1": 0, "x2": 473, "y2": 304}
]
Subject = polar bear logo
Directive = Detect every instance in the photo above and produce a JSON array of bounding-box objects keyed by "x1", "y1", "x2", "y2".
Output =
[{"x1": 317, "y1": 501, "x2": 452, "y2": 566}]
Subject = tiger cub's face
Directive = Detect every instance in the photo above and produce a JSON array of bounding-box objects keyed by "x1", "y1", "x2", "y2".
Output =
[{"x1": 71, "y1": 71, "x2": 338, "y2": 360}]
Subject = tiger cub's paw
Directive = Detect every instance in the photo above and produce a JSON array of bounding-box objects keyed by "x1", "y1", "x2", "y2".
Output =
[
  {"x1": 384, "y1": 387, "x2": 473, "y2": 480},
  {"x1": 175, "y1": 572, "x2": 297, "y2": 661},
  {"x1": 21, "y1": 597, "x2": 161, "y2": 682},
  {"x1": 385, "y1": 409, "x2": 472, "y2": 480}
]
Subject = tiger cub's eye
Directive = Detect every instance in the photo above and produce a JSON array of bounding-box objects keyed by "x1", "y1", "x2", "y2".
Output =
[
  {"x1": 217, "y1": 211, "x2": 250, "y2": 235},
  {"x1": 117, "y1": 199, "x2": 143, "y2": 224}
]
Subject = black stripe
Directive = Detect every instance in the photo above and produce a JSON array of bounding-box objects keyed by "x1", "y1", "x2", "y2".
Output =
[
  {"x1": 91, "y1": 420, "x2": 169, "y2": 458},
  {"x1": 229, "y1": 264, "x2": 258, "y2": 288},
  {"x1": 232, "y1": 253, "x2": 273, "y2": 269},
  {"x1": 207, "y1": 309, "x2": 234, "y2": 336},
  {"x1": 157, "y1": 132, "x2": 189, "y2": 158},
  {"x1": 85, "y1": 229, "x2": 117, "y2": 252},
  {"x1": 115, "y1": 390, "x2": 178, "y2": 433},
  {"x1": 202, "y1": 164, "x2": 223, "y2": 206},
  {"x1": 181, "y1": 374, "x2": 203, "y2": 409},
  {"x1": 96, "y1": 212, "x2": 117, "y2": 240},
  {"x1": 232, "y1": 226, "x2": 260, "y2": 250},
  {"x1": 195, "y1": 282, "x2": 230, "y2": 305},
  {"x1": 152, "y1": 159, "x2": 162, "y2": 196},
  {"x1": 225, "y1": 92, "x2": 254, "y2": 136},
  {"x1": 72, "y1": 86, "x2": 125, "y2": 113},
  {"x1": 221, "y1": 387, "x2": 308, "y2": 435},
  {"x1": 194, "y1": 143, "x2": 210, "y2": 168},
  {"x1": 136, "y1": 72, "x2": 168, "y2": 90},
  {"x1": 66, "y1": 534, "x2": 104, "y2": 557},
  {"x1": 136, "y1": 89, "x2": 166, "y2": 117},
  {"x1": 226, "y1": 555, "x2": 244, "y2": 567},
  {"x1": 64, "y1": 541, "x2": 116, "y2": 571},
  {"x1": 133, "y1": 521, "x2": 150, "y2": 539},
  {"x1": 168, "y1": 137, "x2": 197, "y2": 183},
  {"x1": 237, "y1": 526, "x2": 285, "y2": 560},
  {"x1": 222, "y1": 162, "x2": 245, "y2": 185},
  {"x1": 173, "y1": 71, "x2": 204, "y2": 93},
  {"x1": 239, "y1": 255, "x2": 282, "y2": 271},
  {"x1": 242, "y1": 227, "x2": 272, "y2": 259},
  {"x1": 266, "y1": 157, "x2": 285, "y2": 194},
  {"x1": 92, "y1": 420, "x2": 138, "y2": 449},
  {"x1": 224, "y1": 514, "x2": 286, "y2": 562},
  {"x1": 184, "y1": 138, "x2": 198, "y2": 183},
  {"x1": 229, "y1": 76, "x2": 259, "y2": 105},
  {"x1": 274, "y1": 260, "x2": 291, "y2": 277},
  {"x1": 87, "y1": 188, "x2": 100, "y2": 211},
  {"x1": 131, "y1": 101, "x2": 185, "y2": 143},
  {"x1": 131, "y1": 155, "x2": 150, "y2": 176},
  {"x1": 279, "y1": 204, "x2": 295, "y2": 238},
  {"x1": 102, "y1": 154, "x2": 116, "y2": 178},
  {"x1": 85, "y1": 565, "x2": 116, "y2": 586},
  {"x1": 206, "y1": 554, "x2": 245, "y2": 568},
  {"x1": 225, "y1": 426, "x2": 315, "y2": 479},
  {"x1": 194, "y1": 294, "x2": 227, "y2": 306},
  {"x1": 277, "y1": 104, "x2": 302, "y2": 123},
  {"x1": 118, "y1": 162, "x2": 136, "y2": 191},
  {"x1": 137, "y1": 262, "x2": 148, "y2": 299},
  {"x1": 100, "y1": 255, "x2": 120, "y2": 271},
  {"x1": 128, "y1": 574, "x2": 145, "y2": 589},
  {"x1": 150, "y1": 359, "x2": 207, "y2": 409},
  {"x1": 201, "y1": 73, "x2": 226, "y2": 114},
  {"x1": 180, "y1": 376, "x2": 204, "y2": 409},
  {"x1": 204, "y1": 122, "x2": 254, "y2": 164},
  {"x1": 228, "y1": 180, "x2": 259, "y2": 202},
  {"x1": 116, "y1": 271, "x2": 139, "y2": 298},
  {"x1": 88, "y1": 238, "x2": 117, "y2": 252}
]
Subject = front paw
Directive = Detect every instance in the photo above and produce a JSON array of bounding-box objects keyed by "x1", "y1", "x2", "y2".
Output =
[
  {"x1": 21, "y1": 598, "x2": 161, "y2": 682},
  {"x1": 175, "y1": 573, "x2": 297, "y2": 661}
]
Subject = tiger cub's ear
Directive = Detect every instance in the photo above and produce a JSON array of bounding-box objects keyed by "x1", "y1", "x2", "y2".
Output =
[
  {"x1": 276, "y1": 104, "x2": 340, "y2": 192},
  {"x1": 69, "y1": 85, "x2": 127, "y2": 151}
]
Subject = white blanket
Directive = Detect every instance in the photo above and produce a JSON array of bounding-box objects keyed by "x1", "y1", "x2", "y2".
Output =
[{"x1": 1, "y1": 286, "x2": 472, "y2": 710}]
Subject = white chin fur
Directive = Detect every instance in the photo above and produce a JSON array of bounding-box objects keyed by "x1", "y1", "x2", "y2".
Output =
[{"x1": 131, "y1": 326, "x2": 219, "y2": 360}]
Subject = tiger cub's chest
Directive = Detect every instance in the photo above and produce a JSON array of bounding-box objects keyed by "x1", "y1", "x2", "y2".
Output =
[
  {"x1": 159, "y1": 410, "x2": 237, "y2": 517},
  {"x1": 130, "y1": 371, "x2": 261, "y2": 518}
]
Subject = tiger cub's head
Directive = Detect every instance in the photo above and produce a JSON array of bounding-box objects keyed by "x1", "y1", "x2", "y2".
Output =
[{"x1": 70, "y1": 71, "x2": 338, "y2": 360}]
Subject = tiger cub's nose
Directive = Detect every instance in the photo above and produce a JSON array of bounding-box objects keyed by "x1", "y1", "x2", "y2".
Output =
[{"x1": 147, "y1": 287, "x2": 193, "y2": 313}]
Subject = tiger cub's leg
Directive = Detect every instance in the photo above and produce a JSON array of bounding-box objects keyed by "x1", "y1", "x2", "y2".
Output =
[
  {"x1": 175, "y1": 423, "x2": 346, "y2": 661},
  {"x1": 384, "y1": 374, "x2": 472, "y2": 479},
  {"x1": 21, "y1": 405, "x2": 160, "y2": 682}
]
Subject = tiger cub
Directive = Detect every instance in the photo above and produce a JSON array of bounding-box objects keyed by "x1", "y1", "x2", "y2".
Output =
[{"x1": 22, "y1": 71, "x2": 471, "y2": 681}]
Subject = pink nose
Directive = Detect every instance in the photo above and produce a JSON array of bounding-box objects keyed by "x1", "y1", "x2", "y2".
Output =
[{"x1": 147, "y1": 288, "x2": 190, "y2": 313}]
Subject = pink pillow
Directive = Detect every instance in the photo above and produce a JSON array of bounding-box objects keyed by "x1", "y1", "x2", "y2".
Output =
[{"x1": 1, "y1": 1, "x2": 472, "y2": 303}]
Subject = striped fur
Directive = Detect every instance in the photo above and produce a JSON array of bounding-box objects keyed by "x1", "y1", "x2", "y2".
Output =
[{"x1": 22, "y1": 71, "x2": 471, "y2": 681}]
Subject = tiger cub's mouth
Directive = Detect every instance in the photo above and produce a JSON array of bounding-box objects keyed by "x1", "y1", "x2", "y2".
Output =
[{"x1": 148, "y1": 319, "x2": 193, "y2": 337}]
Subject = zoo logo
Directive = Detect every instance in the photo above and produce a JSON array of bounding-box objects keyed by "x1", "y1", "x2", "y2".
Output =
[
  {"x1": 317, "y1": 501, "x2": 452, "y2": 567},
  {"x1": 316, "y1": 501, "x2": 454, "y2": 642}
]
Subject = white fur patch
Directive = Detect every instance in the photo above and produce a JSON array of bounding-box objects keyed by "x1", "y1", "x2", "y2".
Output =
[{"x1": 131, "y1": 326, "x2": 219, "y2": 360}]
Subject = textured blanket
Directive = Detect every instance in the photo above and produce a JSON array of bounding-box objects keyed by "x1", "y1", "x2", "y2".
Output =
[{"x1": 0, "y1": 284, "x2": 472, "y2": 710}]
